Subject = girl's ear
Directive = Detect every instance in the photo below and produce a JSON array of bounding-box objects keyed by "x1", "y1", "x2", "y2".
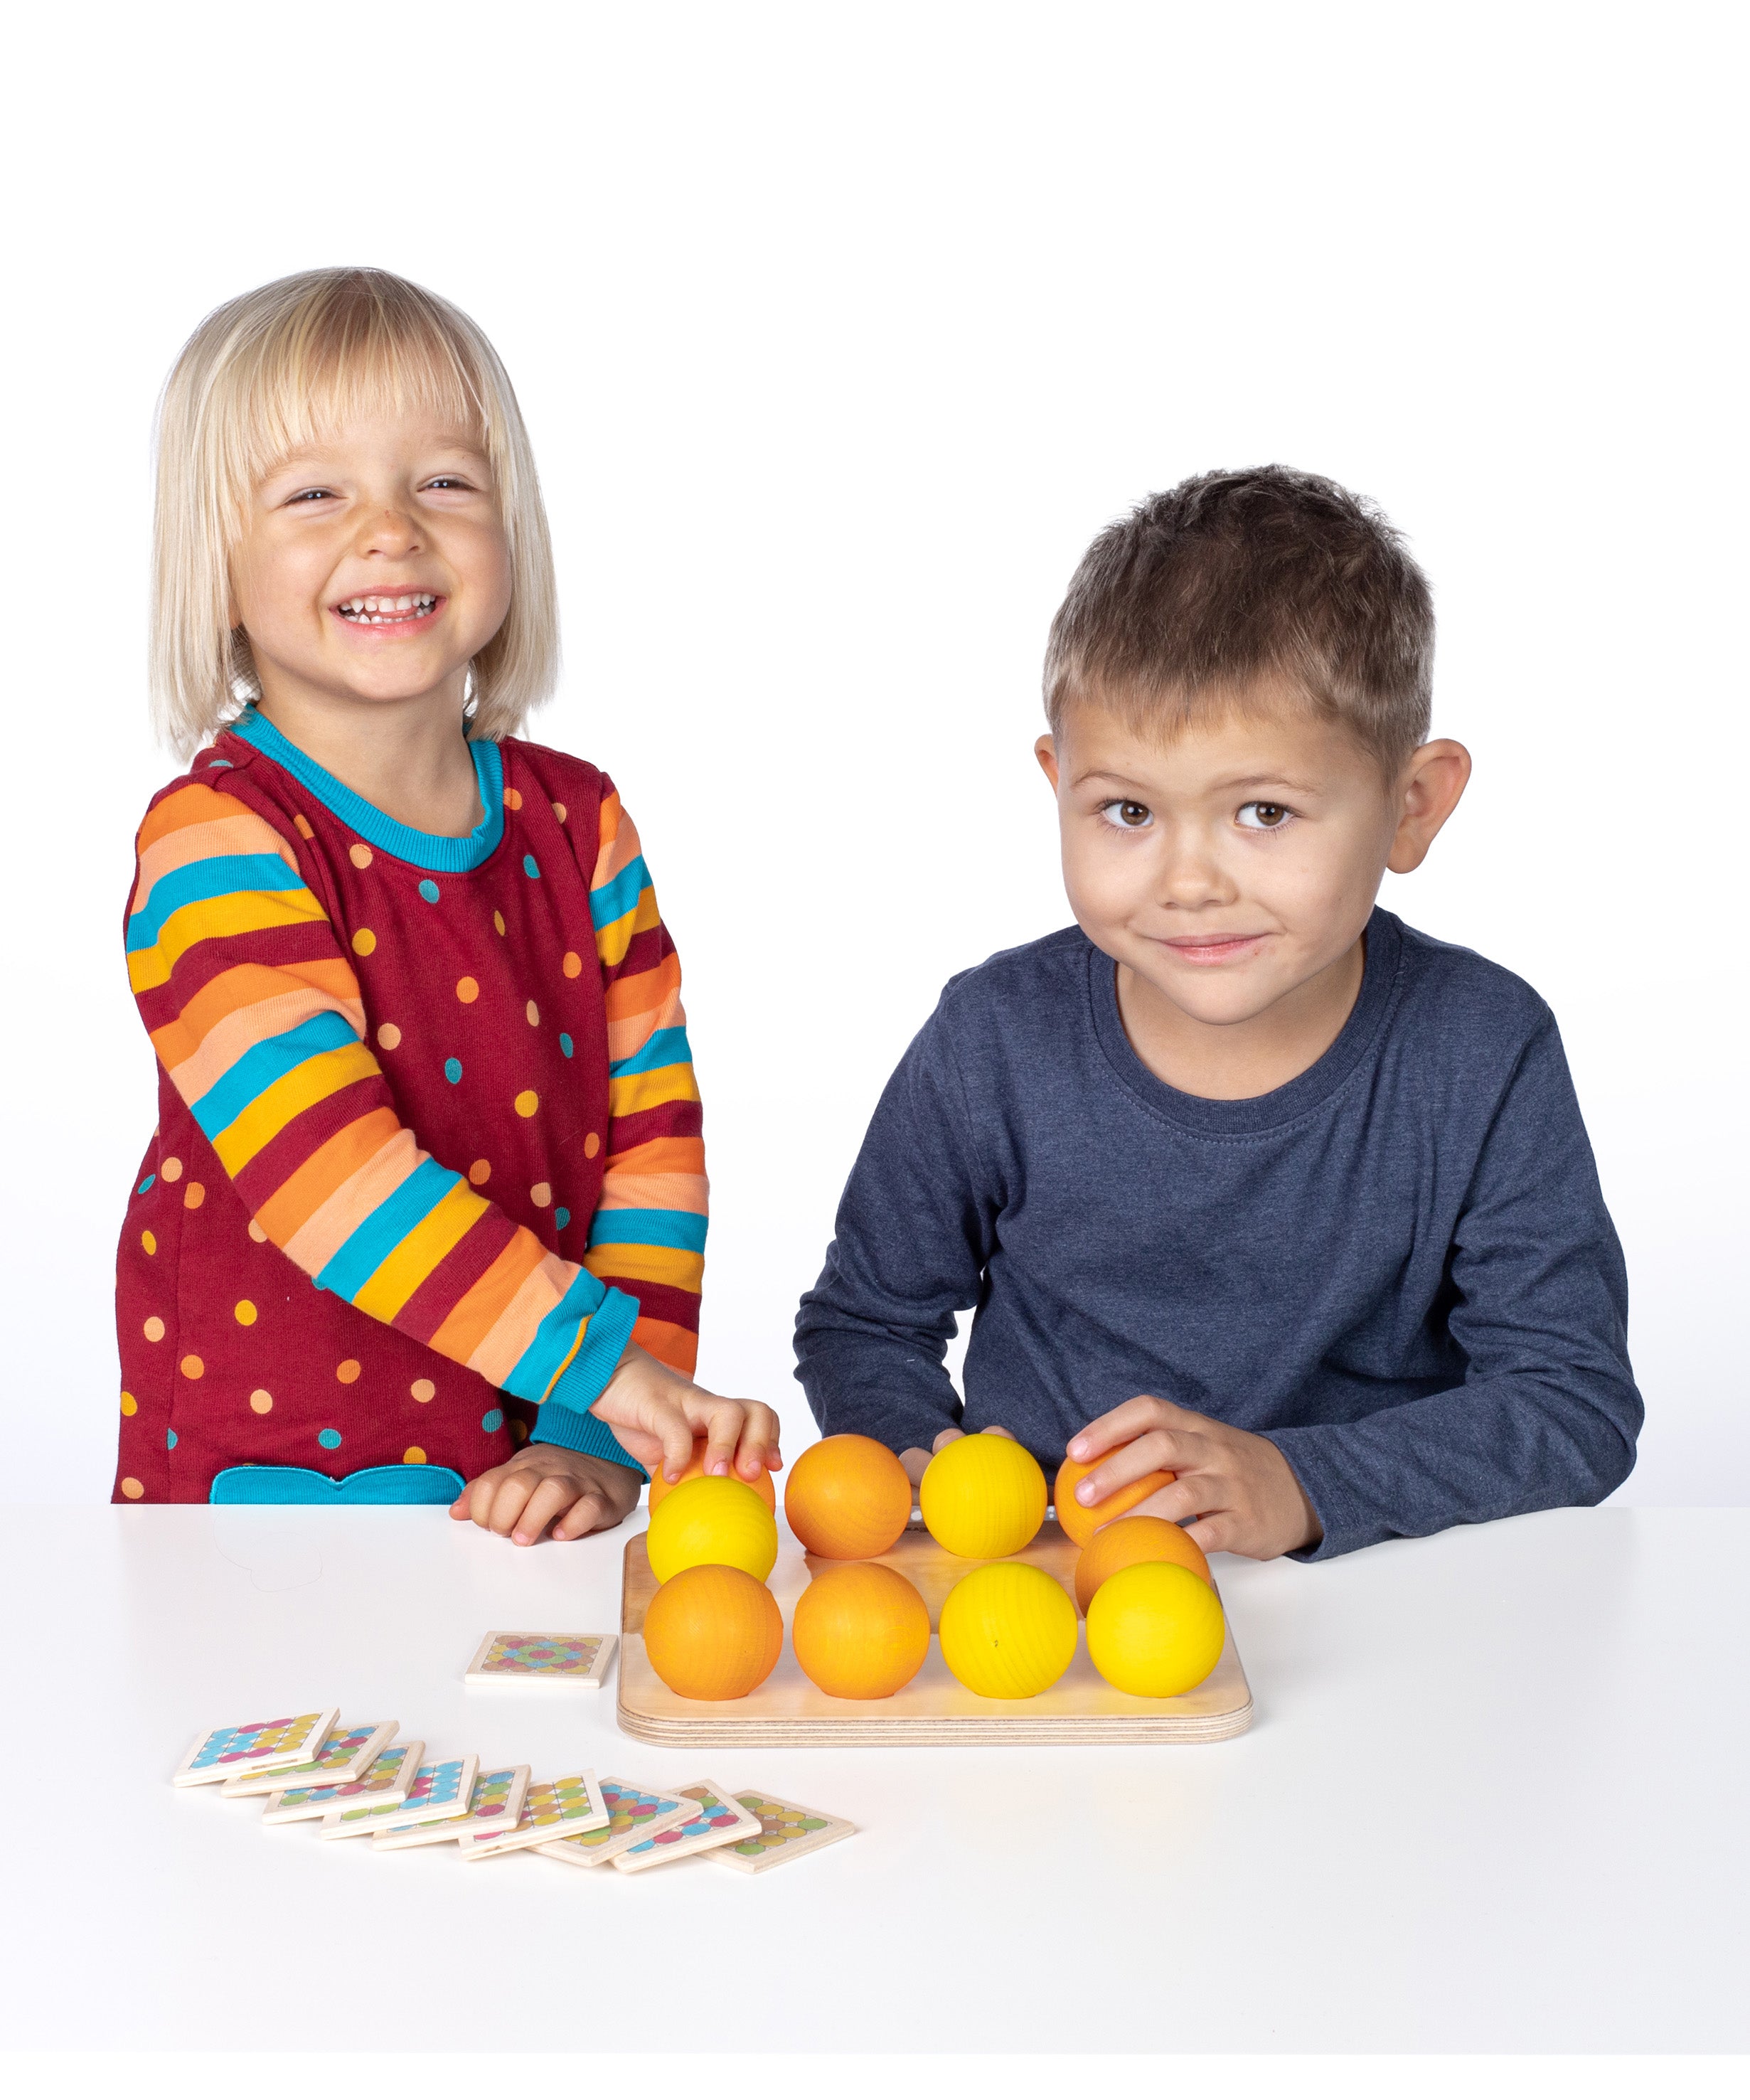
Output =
[
  {"x1": 1387, "y1": 739, "x2": 1472, "y2": 874},
  {"x1": 1035, "y1": 733, "x2": 1061, "y2": 791}
]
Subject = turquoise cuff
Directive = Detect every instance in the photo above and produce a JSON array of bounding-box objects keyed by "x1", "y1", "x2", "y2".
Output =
[{"x1": 530, "y1": 1286, "x2": 645, "y2": 1476}]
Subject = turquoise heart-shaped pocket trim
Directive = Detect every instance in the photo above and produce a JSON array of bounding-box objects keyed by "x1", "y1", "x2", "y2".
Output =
[{"x1": 208, "y1": 1464, "x2": 466, "y2": 1507}]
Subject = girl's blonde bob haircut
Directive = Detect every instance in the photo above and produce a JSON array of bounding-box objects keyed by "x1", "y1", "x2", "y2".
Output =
[{"x1": 151, "y1": 267, "x2": 558, "y2": 756}]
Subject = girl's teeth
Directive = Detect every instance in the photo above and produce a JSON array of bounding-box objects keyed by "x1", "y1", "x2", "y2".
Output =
[{"x1": 338, "y1": 594, "x2": 436, "y2": 622}]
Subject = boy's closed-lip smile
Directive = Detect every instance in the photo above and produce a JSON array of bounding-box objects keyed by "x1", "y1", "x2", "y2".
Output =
[{"x1": 1156, "y1": 932, "x2": 1271, "y2": 964}]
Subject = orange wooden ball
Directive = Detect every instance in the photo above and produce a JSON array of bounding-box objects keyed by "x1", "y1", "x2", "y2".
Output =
[
  {"x1": 642, "y1": 1564, "x2": 783, "y2": 1701},
  {"x1": 791, "y1": 1562, "x2": 931, "y2": 1700},
  {"x1": 1073, "y1": 1514, "x2": 1211, "y2": 1615},
  {"x1": 1053, "y1": 1449, "x2": 1176, "y2": 1548},
  {"x1": 648, "y1": 1439, "x2": 777, "y2": 1513},
  {"x1": 784, "y1": 1434, "x2": 913, "y2": 1560}
]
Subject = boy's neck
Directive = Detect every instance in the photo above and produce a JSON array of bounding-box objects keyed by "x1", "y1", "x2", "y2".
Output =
[
  {"x1": 1114, "y1": 933, "x2": 1367, "y2": 1101},
  {"x1": 250, "y1": 683, "x2": 484, "y2": 838}
]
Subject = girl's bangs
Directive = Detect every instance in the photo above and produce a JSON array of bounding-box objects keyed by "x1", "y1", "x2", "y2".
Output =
[{"x1": 221, "y1": 289, "x2": 498, "y2": 506}]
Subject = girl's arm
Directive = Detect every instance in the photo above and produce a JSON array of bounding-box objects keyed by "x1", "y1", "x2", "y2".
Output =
[
  {"x1": 530, "y1": 786, "x2": 708, "y2": 1452},
  {"x1": 126, "y1": 778, "x2": 702, "y2": 1474}
]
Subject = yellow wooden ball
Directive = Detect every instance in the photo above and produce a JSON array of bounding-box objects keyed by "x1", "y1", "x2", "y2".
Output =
[
  {"x1": 645, "y1": 1474, "x2": 779, "y2": 1586},
  {"x1": 919, "y1": 1433, "x2": 1047, "y2": 1559},
  {"x1": 1084, "y1": 1560, "x2": 1226, "y2": 1697},
  {"x1": 938, "y1": 1562, "x2": 1078, "y2": 1699}
]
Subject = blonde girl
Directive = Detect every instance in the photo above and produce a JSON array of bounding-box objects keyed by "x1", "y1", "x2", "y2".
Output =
[{"x1": 117, "y1": 267, "x2": 777, "y2": 1540}]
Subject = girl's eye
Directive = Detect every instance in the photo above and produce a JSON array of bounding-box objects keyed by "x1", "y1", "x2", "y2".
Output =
[
  {"x1": 425, "y1": 475, "x2": 474, "y2": 491},
  {"x1": 1099, "y1": 799, "x2": 1153, "y2": 830},
  {"x1": 1237, "y1": 801, "x2": 1292, "y2": 831},
  {"x1": 287, "y1": 487, "x2": 336, "y2": 504}
]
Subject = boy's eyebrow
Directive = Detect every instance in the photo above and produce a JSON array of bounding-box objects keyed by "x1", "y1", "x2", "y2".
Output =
[{"x1": 1072, "y1": 766, "x2": 1324, "y2": 795}]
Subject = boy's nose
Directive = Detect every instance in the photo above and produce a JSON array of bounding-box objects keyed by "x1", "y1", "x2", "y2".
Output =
[{"x1": 1156, "y1": 829, "x2": 1239, "y2": 908}]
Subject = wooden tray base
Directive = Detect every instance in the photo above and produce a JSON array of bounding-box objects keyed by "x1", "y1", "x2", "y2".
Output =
[{"x1": 618, "y1": 1520, "x2": 1254, "y2": 1747}]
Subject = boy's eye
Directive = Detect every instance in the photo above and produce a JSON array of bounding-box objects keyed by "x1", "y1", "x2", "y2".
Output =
[
  {"x1": 1236, "y1": 801, "x2": 1292, "y2": 831},
  {"x1": 1099, "y1": 799, "x2": 1153, "y2": 830}
]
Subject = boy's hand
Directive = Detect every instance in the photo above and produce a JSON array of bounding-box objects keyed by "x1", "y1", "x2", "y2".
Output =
[
  {"x1": 1066, "y1": 1397, "x2": 1322, "y2": 1559},
  {"x1": 588, "y1": 1343, "x2": 782, "y2": 1488},
  {"x1": 900, "y1": 1423, "x2": 1015, "y2": 1485},
  {"x1": 450, "y1": 1444, "x2": 642, "y2": 1545}
]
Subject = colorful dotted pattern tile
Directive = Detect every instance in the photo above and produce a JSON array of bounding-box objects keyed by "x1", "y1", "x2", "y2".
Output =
[
  {"x1": 549, "y1": 1780, "x2": 687, "y2": 1854},
  {"x1": 250, "y1": 1721, "x2": 383, "y2": 1785},
  {"x1": 622, "y1": 1787, "x2": 744, "y2": 1858},
  {"x1": 724, "y1": 1793, "x2": 835, "y2": 1859},
  {"x1": 186, "y1": 1713, "x2": 326, "y2": 1775},
  {"x1": 468, "y1": 1767, "x2": 522, "y2": 1822},
  {"x1": 274, "y1": 1741, "x2": 415, "y2": 1811},
  {"x1": 336, "y1": 1757, "x2": 469, "y2": 1825},
  {"x1": 372, "y1": 1766, "x2": 529, "y2": 1849},
  {"x1": 475, "y1": 1634, "x2": 604, "y2": 1679},
  {"x1": 518, "y1": 1775, "x2": 604, "y2": 1830}
]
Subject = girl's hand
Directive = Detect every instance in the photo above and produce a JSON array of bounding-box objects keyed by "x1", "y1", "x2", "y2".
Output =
[
  {"x1": 589, "y1": 1343, "x2": 782, "y2": 1488},
  {"x1": 450, "y1": 1444, "x2": 642, "y2": 1545},
  {"x1": 1065, "y1": 1396, "x2": 1322, "y2": 1559}
]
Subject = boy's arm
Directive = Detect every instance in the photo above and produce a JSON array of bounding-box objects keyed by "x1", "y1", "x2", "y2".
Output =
[
  {"x1": 1261, "y1": 1011, "x2": 1643, "y2": 1560},
  {"x1": 794, "y1": 1012, "x2": 993, "y2": 1455},
  {"x1": 531, "y1": 789, "x2": 708, "y2": 1459},
  {"x1": 129, "y1": 781, "x2": 639, "y2": 1460}
]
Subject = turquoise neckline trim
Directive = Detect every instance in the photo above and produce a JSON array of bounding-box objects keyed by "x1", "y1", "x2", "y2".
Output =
[{"x1": 226, "y1": 708, "x2": 504, "y2": 872}]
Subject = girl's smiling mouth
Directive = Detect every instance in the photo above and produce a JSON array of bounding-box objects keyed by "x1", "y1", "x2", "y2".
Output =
[{"x1": 332, "y1": 592, "x2": 444, "y2": 629}]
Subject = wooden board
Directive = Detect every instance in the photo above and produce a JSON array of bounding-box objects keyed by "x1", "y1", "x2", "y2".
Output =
[{"x1": 617, "y1": 1520, "x2": 1254, "y2": 1745}]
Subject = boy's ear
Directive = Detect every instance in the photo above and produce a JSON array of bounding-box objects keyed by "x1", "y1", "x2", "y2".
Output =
[
  {"x1": 1035, "y1": 734, "x2": 1061, "y2": 790},
  {"x1": 1387, "y1": 739, "x2": 1472, "y2": 874}
]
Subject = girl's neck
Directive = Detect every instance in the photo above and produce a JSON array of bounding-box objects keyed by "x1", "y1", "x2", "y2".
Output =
[{"x1": 252, "y1": 685, "x2": 484, "y2": 838}]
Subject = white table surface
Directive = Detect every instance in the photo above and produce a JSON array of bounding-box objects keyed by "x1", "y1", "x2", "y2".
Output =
[{"x1": 1, "y1": 1503, "x2": 1742, "y2": 2053}]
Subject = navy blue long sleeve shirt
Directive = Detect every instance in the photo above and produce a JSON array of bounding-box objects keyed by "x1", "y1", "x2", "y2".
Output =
[{"x1": 794, "y1": 910, "x2": 1640, "y2": 1560}]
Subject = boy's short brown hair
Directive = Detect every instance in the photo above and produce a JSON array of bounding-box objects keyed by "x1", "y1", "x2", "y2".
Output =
[{"x1": 1043, "y1": 466, "x2": 1434, "y2": 771}]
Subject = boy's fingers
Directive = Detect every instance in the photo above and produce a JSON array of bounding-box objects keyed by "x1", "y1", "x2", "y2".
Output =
[
  {"x1": 1120, "y1": 1481, "x2": 1184, "y2": 1525},
  {"x1": 1182, "y1": 1513, "x2": 1237, "y2": 1557},
  {"x1": 981, "y1": 1424, "x2": 1018, "y2": 1441},
  {"x1": 932, "y1": 1427, "x2": 966, "y2": 1453},
  {"x1": 1067, "y1": 1395, "x2": 1185, "y2": 1464},
  {"x1": 1075, "y1": 1429, "x2": 1187, "y2": 1505}
]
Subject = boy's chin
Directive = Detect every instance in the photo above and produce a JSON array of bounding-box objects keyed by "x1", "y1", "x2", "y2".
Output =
[{"x1": 1121, "y1": 955, "x2": 1289, "y2": 1031}]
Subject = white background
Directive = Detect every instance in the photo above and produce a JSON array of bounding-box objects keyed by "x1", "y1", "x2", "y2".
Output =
[{"x1": 1, "y1": 1, "x2": 1741, "y2": 1505}]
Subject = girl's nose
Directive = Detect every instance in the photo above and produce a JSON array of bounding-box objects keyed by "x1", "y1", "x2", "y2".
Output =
[{"x1": 358, "y1": 507, "x2": 421, "y2": 556}]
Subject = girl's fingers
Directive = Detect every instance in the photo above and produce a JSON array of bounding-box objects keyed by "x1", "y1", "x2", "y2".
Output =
[
  {"x1": 700, "y1": 1400, "x2": 743, "y2": 1480},
  {"x1": 735, "y1": 1403, "x2": 781, "y2": 1479},
  {"x1": 484, "y1": 1475, "x2": 535, "y2": 1538},
  {"x1": 551, "y1": 1493, "x2": 609, "y2": 1542},
  {"x1": 511, "y1": 1476, "x2": 577, "y2": 1546},
  {"x1": 657, "y1": 1408, "x2": 700, "y2": 1483}
]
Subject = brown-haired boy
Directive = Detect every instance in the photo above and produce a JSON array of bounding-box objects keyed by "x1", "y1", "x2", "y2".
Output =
[{"x1": 795, "y1": 467, "x2": 1640, "y2": 1559}]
